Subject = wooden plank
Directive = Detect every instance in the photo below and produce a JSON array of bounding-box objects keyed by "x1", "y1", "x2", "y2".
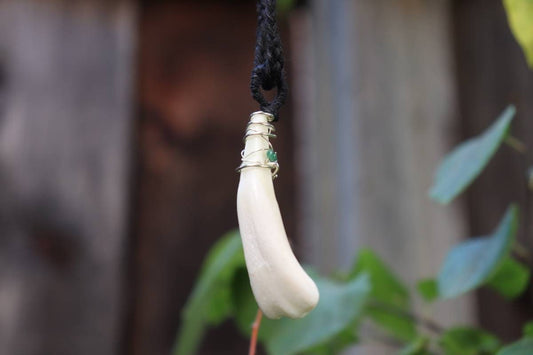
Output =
[
  {"x1": 290, "y1": 1, "x2": 473, "y2": 352},
  {"x1": 0, "y1": 1, "x2": 136, "y2": 354},
  {"x1": 130, "y1": 3, "x2": 296, "y2": 354},
  {"x1": 452, "y1": 0, "x2": 533, "y2": 341}
]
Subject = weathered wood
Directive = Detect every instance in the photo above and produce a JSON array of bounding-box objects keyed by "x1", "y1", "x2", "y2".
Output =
[
  {"x1": 0, "y1": 1, "x2": 136, "y2": 354},
  {"x1": 130, "y1": 3, "x2": 296, "y2": 354},
  {"x1": 291, "y1": 1, "x2": 473, "y2": 352},
  {"x1": 452, "y1": 0, "x2": 533, "y2": 341}
]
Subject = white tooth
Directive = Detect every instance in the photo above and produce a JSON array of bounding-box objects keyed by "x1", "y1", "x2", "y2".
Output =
[{"x1": 237, "y1": 111, "x2": 319, "y2": 319}]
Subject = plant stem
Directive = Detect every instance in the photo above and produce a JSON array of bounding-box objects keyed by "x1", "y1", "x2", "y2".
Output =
[
  {"x1": 366, "y1": 300, "x2": 445, "y2": 334},
  {"x1": 359, "y1": 328, "x2": 403, "y2": 349},
  {"x1": 505, "y1": 136, "x2": 527, "y2": 153},
  {"x1": 249, "y1": 309, "x2": 263, "y2": 355},
  {"x1": 512, "y1": 242, "x2": 533, "y2": 270},
  {"x1": 513, "y1": 242, "x2": 531, "y2": 260}
]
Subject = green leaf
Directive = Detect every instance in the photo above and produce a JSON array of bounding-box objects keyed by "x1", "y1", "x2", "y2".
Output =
[
  {"x1": 487, "y1": 257, "x2": 530, "y2": 299},
  {"x1": 437, "y1": 205, "x2": 519, "y2": 299},
  {"x1": 173, "y1": 231, "x2": 245, "y2": 355},
  {"x1": 497, "y1": 338, "x2": 533, "y2": 355},
  {"x1": 522, "y1": 321, "x2": 533, "y2": 338},
  {"x1": 400, "y1": 336, "x2": 431, "y2": 355},
  {"x1": 439, "y1": 327, "x2": 501, "y2": 355},
  {"x1": 232, "y1": 269, "x2": 369, "y2": 354},
  {"x1": 304, "y1": 327, "x2": 359, "y2": 355},
  {"x1": 429, "y1": 106, "x2": 515, "y2": 204},
  {"x1": 417, "y1": 279, "x2": 439, "y2": 302},
  {"x1": 231, "y1": 267, "x2": 261, "y2": 336},
  {"x1": 503, "y1": 0, "x2": 533, "y2": 68},
  {"x1": 350, "y1": 248, "x2": 417, "y2": 342},
  {"x1": 264, "y1": 274, "x2": 371, "y2": 355}
]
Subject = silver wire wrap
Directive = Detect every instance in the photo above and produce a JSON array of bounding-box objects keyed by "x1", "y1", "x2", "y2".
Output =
[{"x1": 236, "y1": 111, "x2": 279, "y2": 178}]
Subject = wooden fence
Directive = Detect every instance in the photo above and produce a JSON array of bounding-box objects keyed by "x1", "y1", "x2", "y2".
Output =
[{"x1": 0, "y1": 0, "x2": 531, "y2": 354}]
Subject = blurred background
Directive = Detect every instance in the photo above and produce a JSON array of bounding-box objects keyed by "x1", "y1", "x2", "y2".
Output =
[{"x1": 0, "y1": 0, "x2": 532, "y2": 354}]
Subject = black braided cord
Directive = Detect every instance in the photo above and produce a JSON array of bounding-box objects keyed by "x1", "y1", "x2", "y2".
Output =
[{"x1": 250, "y1": 0, "x2": 288, "y2": 121}]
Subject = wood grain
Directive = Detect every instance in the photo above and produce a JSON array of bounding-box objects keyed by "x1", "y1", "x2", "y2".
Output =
[
  {"x1": 452, "y1": 0, "x2": 533, "y2": 341},
  {"x1": 0, "y1": 1, "x2": 136, "y2": 354},
  {"x1": 290, "y1": 3, "x2": 473, "y2": 353},
  {"x1": 130, "y1": 3, "x2": 295, "y2": 354}
]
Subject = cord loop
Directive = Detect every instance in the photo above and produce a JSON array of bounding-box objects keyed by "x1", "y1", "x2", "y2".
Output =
[{"x1": 250, "y1": 0, "x2": 288, "y2": 120}]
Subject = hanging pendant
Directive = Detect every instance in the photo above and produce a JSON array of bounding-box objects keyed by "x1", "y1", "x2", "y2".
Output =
[{"x1": 236, "y1": 111, "x2": 319, "y2": 319}]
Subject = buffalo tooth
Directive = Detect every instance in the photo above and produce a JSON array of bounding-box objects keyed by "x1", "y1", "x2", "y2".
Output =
[{"x1": 236, "y1": 111, "x2": 319, "y2": 319}]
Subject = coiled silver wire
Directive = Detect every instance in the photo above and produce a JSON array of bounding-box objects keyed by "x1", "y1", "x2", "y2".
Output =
[{"x1": 236, "y1": 112, "x2": 279, "y2": 178}]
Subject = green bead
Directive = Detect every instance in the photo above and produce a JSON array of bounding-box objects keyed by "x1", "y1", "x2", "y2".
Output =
[{"x1": 267, "y1": 149, "x2": 277, "y2": 162}]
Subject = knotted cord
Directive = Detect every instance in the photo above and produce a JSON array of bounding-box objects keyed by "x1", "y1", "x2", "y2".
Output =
[{"x1": 250, "y1": 0, "x2": 288, "y2": 120}]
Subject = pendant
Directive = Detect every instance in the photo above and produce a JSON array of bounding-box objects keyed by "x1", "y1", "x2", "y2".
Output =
[{"x1": 236, "y1": 111, "x2": 319, "y2": 319}]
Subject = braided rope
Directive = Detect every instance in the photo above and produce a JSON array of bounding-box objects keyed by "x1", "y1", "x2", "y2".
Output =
[{"x1": 250, "y1": 0, "x2": 288, "y2": 120}]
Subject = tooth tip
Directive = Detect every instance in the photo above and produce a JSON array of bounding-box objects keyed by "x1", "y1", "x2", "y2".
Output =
[{"x1": 255, "y1": 276, "x2": 320, "y2": 319}]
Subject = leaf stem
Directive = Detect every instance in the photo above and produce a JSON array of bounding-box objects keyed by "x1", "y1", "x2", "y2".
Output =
[
  {"x1": 359, "y1": 330, "x2": 403, "y2": 349},
  {"x1": 512, "y1": 242, "x2": 533, "y2": 270},
  {"x1": 513, "y1": 242, "x2": 531, "y2": 260},
  {"x1": 505, "y1": 136, "x2": 527, "y2": 153},
  {"x1": 248, "y1": 309, "x2": 263, "y2": 355},
  {"x1": 366, "y1": 300, "x2": 445, "y2": 334}
]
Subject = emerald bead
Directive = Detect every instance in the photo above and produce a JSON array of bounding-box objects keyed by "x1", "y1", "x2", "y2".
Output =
[{"x1": 267, "y1": 149, "x2": 277, "y2": 162}]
